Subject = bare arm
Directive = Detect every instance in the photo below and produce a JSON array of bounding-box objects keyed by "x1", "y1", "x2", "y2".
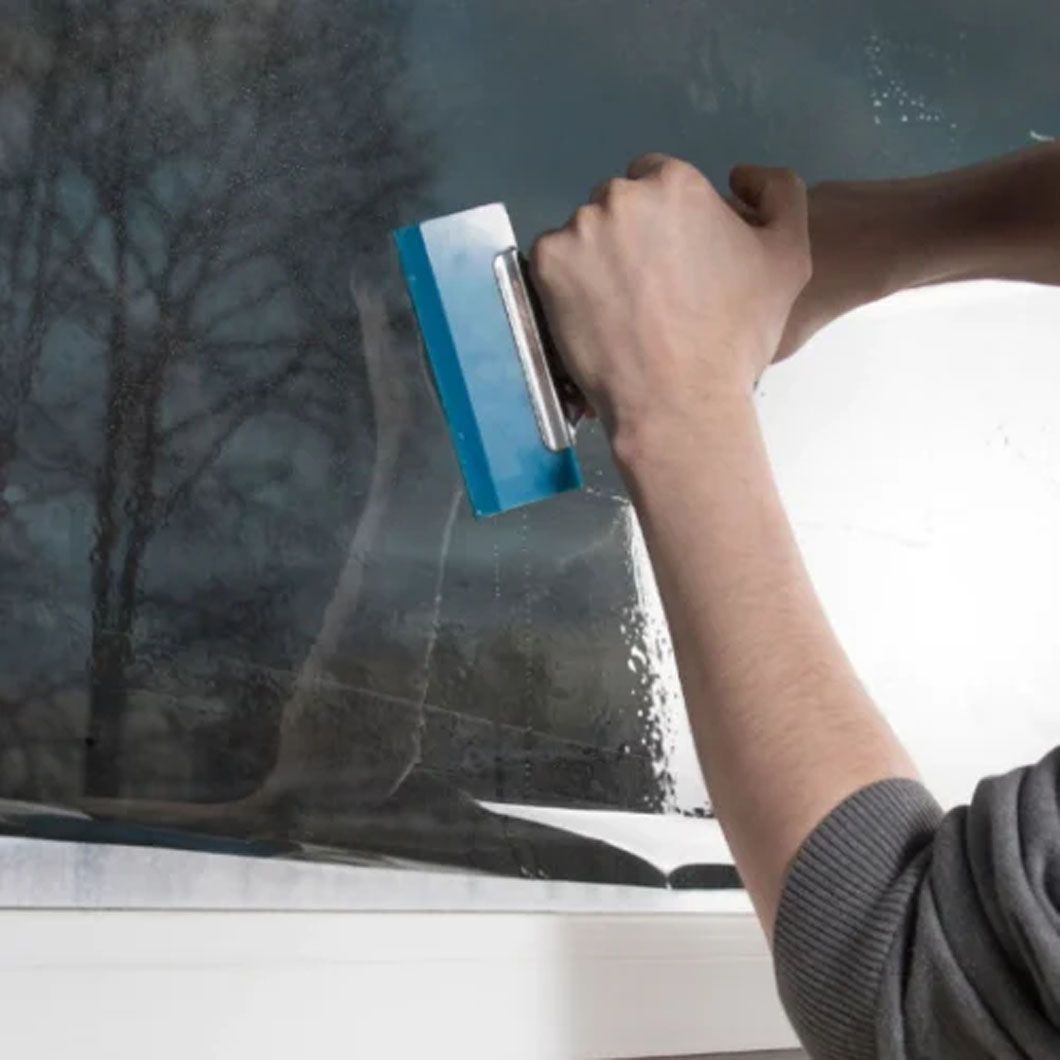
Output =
[
  {"x1": 779, "y1": 142, "x2": 1060, "y2": 358},
  {"x1": 618, "y1": 394, "x2": 916, "y2": 929},
  {"x1": 531, "y1": 157, "x2": 915, "y2": 931},
  {"x1": 532, "y1": 153, "x2": 1060, "y2": 1056}
]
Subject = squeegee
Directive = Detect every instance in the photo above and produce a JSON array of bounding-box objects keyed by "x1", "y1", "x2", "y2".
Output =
[{"x1": 393, "y1": 203, "x2": 584, "y2": 518}]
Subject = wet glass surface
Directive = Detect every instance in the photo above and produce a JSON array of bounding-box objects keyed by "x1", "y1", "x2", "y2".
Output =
[{"x1": 0, "y1": 0, "x2": 1056, "y2": 883}]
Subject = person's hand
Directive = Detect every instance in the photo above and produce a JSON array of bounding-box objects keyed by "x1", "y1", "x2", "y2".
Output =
[{"x1": 529, "y1": 154, "x2": 811, "y2": 446}]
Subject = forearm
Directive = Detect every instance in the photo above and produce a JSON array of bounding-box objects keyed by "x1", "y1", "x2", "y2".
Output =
[
  {"x1": 615, "y1": 399, "x2": 917, "y2": 932},
  {"x1": 850, "y1": 142, "x2": 1060, "y2": 290},
  {"x1": 782, "y1": 143, "x2": 1060, "y2": 356},
  {"x1": 925, "y1": 142, "x2": 1060, "y2": 286}
]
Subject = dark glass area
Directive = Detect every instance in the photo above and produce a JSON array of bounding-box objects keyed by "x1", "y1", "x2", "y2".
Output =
[{"x1": 0, "y1": 0, "x2": 1055, "y2": 884}]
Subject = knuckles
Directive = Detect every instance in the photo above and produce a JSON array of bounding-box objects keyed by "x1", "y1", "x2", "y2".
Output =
[
  {"x1": 597, "y1": 177, "x2": 633, "y2": 204},
  {"x1": 572, "y1": 203, "x2": 597, "y2": 232},
  {"x1": 771, "y1": 166, "x2": 805, "y2": 193},
  {"x1": 659, "y1": 157, "x2": 714, "y2": 197},
  {"x1": 626, "y1": 153, "x2": 713, "y2": 196},
  {"x1": 529, "y1": 228, "x2": 584, "y2": 287},
  {"x1": 784, "y1": 242, "x2": 813, "y2": 290},
  {"x1": 529, "y1": 233, "x2": 562, "y2": 281}
]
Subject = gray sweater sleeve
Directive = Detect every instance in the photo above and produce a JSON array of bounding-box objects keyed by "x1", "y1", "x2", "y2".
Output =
[{"x1": 773, "y1": 748, "x2": 1060, "y2": 1059}]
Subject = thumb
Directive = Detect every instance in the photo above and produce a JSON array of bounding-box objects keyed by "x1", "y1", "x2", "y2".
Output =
[{"x1": 729, "y1": 164, "x2": 808, "y2": 242}]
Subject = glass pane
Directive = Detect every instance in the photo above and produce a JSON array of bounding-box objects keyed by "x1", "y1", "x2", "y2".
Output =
[{"x1": 1, "y1": 0, "x2": 1056, "y2": 886}]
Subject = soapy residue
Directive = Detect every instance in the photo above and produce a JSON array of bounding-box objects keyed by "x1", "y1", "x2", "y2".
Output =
[{"x1": 865, "y1": 33, "x2": 951, "y2": 131}]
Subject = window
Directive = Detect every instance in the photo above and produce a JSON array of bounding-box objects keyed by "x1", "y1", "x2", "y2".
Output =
[{"x1": 1, "y1": 0, "x2": 1058, "y2": 891}]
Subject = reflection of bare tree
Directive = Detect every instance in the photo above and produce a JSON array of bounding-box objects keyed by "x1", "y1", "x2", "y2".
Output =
[
  {"x1": 0, "y1": 0, "x2": 431, "y2": 796},
  {"x1": 0, "y1": 2, "x2": 677, "y2": 883}
]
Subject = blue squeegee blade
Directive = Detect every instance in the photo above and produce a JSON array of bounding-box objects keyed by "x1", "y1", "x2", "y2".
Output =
[
  {"x1": 394, "y1": 204, "x2": 582, "y2": 518},
  {"x1": 394, "y1": 223, "x2": 499, "y2": 515}
]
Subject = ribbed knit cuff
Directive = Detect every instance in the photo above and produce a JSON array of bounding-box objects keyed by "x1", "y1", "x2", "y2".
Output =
[{"x1": 773, "y1": 778, "x2": 944, "y2": 1060}]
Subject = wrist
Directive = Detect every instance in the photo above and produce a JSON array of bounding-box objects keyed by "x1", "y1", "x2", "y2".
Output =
[
  {"x1": 777, "y1": 181, "x2": 920, "y2": 359},
  {"x1": 608, "y1": 391, "x2": 759, "y2": 484}
]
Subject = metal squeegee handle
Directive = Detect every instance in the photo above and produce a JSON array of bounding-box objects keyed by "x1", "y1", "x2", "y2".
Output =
[{"x1": 493, "y1": 247, "x2": 583, "y2": 453}]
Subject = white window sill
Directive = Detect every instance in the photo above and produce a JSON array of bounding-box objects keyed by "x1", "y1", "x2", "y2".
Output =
[{"x1": 0, "y1": 834, "x2": 795, "y2": 1058}]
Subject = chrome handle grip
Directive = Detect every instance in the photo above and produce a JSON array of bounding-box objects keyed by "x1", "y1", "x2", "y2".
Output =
[{"x1": 493, "y1": 246, "x2": 574, "y2": 453}]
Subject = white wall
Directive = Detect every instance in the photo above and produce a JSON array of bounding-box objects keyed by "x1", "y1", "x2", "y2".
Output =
[{"x1": 762, "y1": 281, "x2": 1060, "y2": 807}]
